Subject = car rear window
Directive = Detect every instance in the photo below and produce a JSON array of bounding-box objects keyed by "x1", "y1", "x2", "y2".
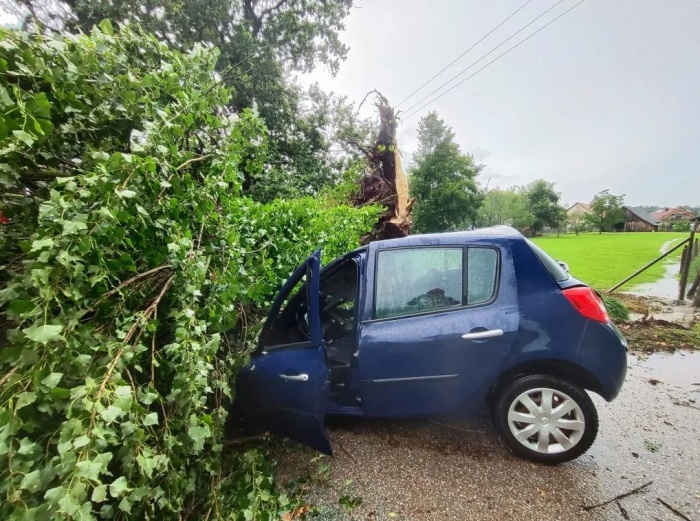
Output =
[{"x1": 526, "y1": 239, "x2": 570, "y2": 283}]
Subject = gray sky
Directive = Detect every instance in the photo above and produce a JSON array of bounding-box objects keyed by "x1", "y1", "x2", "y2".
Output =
[{"x1": 302, "y1": 0, "x2": 700, "y2": 207}]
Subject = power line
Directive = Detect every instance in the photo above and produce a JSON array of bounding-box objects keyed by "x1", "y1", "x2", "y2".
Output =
[
  {"x1": 399, "y1": 0, "x2": 570, "y2": 117},
  {"x1": 403, "y1": 0, "x2": 587, "y2": 120},
  {"x1": 396, "y1": 0, "x2": 536, "y2": 108}
]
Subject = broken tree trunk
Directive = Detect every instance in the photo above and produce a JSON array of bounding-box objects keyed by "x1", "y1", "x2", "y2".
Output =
[{"x1": 355, "y1": 93, "x2": 413, "y2": 243}]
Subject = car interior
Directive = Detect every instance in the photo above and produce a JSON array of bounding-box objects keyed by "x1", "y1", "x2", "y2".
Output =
[{"x1": 260, "y1": 258, "x2": 360, "y2": 401}]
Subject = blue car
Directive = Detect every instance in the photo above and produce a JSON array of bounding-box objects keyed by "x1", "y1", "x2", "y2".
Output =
[{"x1": 235, "y1": 226, "x2": 627, "y2": 463}]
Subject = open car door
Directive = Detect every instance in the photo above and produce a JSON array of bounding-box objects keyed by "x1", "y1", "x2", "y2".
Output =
[{"x1": 234, "y1": 250, "x2": 332, "y2": 454}]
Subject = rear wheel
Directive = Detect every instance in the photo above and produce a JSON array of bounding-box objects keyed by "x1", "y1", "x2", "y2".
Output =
[{"x1": 492, "y1": 375, "x2": 598, "y2": 464}]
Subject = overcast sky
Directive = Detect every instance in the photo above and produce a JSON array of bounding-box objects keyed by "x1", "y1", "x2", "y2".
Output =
[{"x1": 301, "y1": 0, "x2": 700, "y2": 207}]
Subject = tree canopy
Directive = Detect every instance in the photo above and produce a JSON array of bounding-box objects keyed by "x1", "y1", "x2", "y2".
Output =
[
  {"x1": 477, "y1": 188, "x2": 535, "y2": 231},
  {"x1": 409, "y1": 112, "x2": 483, "y2": 233},
  {"x1": 585, "y1": 189, "x2": 626, "y2": 233},
  {"x1": 524, "y1": 179, "x2": 566, "y2": 235},
  {"x1": 1, "y1": 0, "x2": 368, "y2": 201}
]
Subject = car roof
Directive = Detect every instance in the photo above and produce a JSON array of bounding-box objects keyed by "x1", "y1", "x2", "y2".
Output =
[
  {"x1": 321, "y1": 226, "x2": 524, "y2": 269},
  {"x1": 370, "y1": 225, "x2": 524, "y2": 249}
]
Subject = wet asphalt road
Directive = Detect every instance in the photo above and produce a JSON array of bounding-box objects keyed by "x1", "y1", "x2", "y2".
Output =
[{"x1": 276, "y1": 351, "x2": 700, "y2": 520}]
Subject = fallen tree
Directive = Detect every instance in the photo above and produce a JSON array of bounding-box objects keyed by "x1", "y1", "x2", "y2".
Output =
[
  {"x1": 0, "y1": 24, "x2": 380, "y2": 520},
  {"x1": 354, "y1": 92, "x2": 413, "y2": 242}
]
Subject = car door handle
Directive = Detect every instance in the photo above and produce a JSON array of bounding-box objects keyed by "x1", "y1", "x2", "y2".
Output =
[
  {"x1": 461, "y1": 329, "x2": 504, "y2": 340},
  {"x1": 279, "y1": 373, "x2": 309, "y2": 382}
]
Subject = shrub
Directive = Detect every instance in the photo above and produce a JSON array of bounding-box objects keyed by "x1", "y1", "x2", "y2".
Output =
[
  {"x1": 601, "y1": 294, "x2": 630, "y2": 321},
  {"x1": 0, "y1": 23, "x2": 379, "y2": 520}
]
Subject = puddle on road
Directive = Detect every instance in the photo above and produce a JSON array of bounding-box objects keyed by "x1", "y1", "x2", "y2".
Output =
[{"x1": 633, "y1": 350, "x2": 700, "y2": 386}]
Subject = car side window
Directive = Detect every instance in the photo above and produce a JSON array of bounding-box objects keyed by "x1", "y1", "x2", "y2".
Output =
[
  {"x1": 467, "y1": 247, "x2": 499, "y2": 305},
  {"x1": 375, "y1": 248, "x2": 463, "y2": 319}
]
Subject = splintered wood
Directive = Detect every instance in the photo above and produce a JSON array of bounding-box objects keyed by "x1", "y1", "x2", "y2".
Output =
[{"x1": 356, "y1": 93, "x2": 413, "y2": 243}]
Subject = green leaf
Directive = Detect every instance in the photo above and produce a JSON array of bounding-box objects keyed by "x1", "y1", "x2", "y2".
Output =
[
  {"x1": 62, "y1": 220, "x2": 88, "y2": 235},
  {"x1": 41, "y1": 372, "x2": 63, "y2": 389},
  {"x1": 0, "y1": 85, "x2": 12, "y2": 107},
  {"x1": 118, "y1": 189, "x2": 137, "y2": 198},
  {"x1": 19, "y1": 470, "x2": 41, "y2": 491},
  {"x1": 9, "y1": 299, "x2": 35, "y2": 315},
  {"x1": 27, "y1": 92, "x2": 51, "y2": 119},
  {"x1": 23, "y1": 324, "x2": 63, "y2": 344},
  {"x1": 98, "y1": 19, "x2": 114, "y2": 35},
  {"x1": 13, "y1": 130, "x2": 34, "y2": 147},
  {"x1": 109, "y1": 476, "x2": 129, "y2": 498},
  {"x1": 72, "y1": 435, "x2": 90, "y2": 448},
  {"x1": 91, "y1": 484, "x2": 107, "y2": 503},
  {"x1": 143, "y1": 412, "x2": 159, "y2": 426},
  {"x1": 16, "y1": 392, "x2": 36, "y2": 409},
  {"x1": 100, "y1": 405, "x2": 123, "y2": 423},
  {"x1": 187, "y1": 425, "x2": 210, "y2": 452},
  {"x1": 30, "y1": 237, "x2": 54, "y2": 252},
  {"x1": 58, "y1": 493, "x2": 79, "y2": 516}
]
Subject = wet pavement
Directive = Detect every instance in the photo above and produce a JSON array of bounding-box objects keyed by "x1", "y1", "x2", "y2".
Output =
[
  {"x1": 276, "y1": 351, "x2": 700, "y2": 520},
  {"x1": 628, "y1": 238, "x2": 684, "y2": 300}
]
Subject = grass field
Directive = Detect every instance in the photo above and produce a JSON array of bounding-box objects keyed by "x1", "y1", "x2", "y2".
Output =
[{"x1": 531, "y1": 232, "x2": 688, "y2": 290}]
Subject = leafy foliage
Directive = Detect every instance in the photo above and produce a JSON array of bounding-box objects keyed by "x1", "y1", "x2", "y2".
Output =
[
  {"x1": 409, "y1": 112, "x2": 483, "y2": 233},
  {"x1": 601, "y1": 294, "x2": 629, "y2": 321},
  {"x1": 477, "y1": 188, "x2": 535, "y2": 231},
  {"x1": 5, "y1": 0, "x2": 365, "y2": 201},
  {"x1": 584, "y1": 189, "x2": 625, "y2": 233},
  {"x1": 0, "y1": 25, "x2": 379, "y2": 520},
  {"x1": 524, "y1": 180, "x2": 566, "y2": 235}
]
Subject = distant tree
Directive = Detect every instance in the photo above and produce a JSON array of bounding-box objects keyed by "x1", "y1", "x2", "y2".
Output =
[
  {"x1": 410, "y1": 112, "x2": 483, "y2": 233},
  {"x1": 524, "y1": 180, "x2": 566, "y2": 235},
  {"x1": 584, "y1": 189, "x2": 626, "y2": 233},
  {"x1": 477, "y1": 189, "x2": 534, "y2": 231}
]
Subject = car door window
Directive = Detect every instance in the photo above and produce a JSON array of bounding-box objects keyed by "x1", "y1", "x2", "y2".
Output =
[
  {"x1": 467, "y1": 247, "x2": 499, "y2": 305},
  {"x1": 375, "y1": 248, "x2": 463, "y2": 319}
]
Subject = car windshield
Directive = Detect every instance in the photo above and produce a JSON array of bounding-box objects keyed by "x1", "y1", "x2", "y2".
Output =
[{"x1": 526, "y1": 239, "x2": 570, "y2": 283}]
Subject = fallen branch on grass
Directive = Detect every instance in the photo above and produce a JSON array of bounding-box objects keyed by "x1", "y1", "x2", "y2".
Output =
[
  {"x1": 657, "y1": 498, "x2": 693, "y2": 521},
  {"x1": 580, "y1": 481, "x2": 652, "y2": 511}
]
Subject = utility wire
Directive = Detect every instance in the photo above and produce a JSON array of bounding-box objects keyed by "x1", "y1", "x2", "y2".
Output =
[
  {"x1": 396, "y1": 0, "x2": 535, "y2": 108},
  {"x1": 400, "y1": 0, "x2": 571, "y2": 117},
  {"x1": 403, "y1": 0, "x2": 587, "y2": 120}
]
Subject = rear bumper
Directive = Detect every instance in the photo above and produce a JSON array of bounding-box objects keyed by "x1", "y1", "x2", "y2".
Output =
[{"x1": 578, "y1": 321, "x2": 628, "y2": 401}]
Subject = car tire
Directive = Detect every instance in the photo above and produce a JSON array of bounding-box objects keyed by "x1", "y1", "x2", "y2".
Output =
[{"x1": 492, "y1": 374, "x2": 598, "y2": 464}]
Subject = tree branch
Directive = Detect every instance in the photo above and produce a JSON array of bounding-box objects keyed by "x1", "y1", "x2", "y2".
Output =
[
  {"x1": 103, "y1": 264, "x2": 172, "y2": 300},
  {"x1": 0, "y1": 366, "x2": 18, "y2": 388},
  {"x1": 580, "y1": 481, "x2": 652, "y2": 511},
  {"x1": 657, "y1": 498, "x2": 693, "y2": 521}
]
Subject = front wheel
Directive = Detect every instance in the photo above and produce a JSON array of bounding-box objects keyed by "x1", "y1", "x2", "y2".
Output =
[{"x1": 492, "y1": 375, "x2": 598, "y2": 464}]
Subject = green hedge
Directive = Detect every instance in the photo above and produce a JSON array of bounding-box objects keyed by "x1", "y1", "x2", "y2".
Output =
[{"x1": 0, "y1": 23, "x2": 379, "y2": 520}]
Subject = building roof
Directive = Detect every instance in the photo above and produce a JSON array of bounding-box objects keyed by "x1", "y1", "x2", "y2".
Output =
[
  {"x1": 625, "y1": 206, "x2": 660, "y2": 226},
  {"x1": 567, "y1": 202, "x2": 593, "y2": 213},
  {"x1": 651, "y1": 206, "x2": 697, "y2": 220}
]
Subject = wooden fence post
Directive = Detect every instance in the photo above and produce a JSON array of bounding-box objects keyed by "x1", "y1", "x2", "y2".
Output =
[{"x1": 679, "y1": 222, "x2": 698, "y2": 301}]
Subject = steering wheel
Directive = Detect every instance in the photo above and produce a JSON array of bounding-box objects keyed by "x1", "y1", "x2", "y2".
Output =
[{"x1": 295, "y1": 299, "x2": 348, "y2": 343}]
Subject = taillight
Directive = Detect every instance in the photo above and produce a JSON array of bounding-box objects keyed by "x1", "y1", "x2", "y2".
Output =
[{"x1": 562, "y1": 287, "x2": 610, "y2": 323}]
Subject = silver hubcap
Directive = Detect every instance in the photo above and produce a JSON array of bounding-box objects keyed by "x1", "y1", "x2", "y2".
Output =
[{"x1": 507, "y1": 387, "x2": 585, "y2": 454}]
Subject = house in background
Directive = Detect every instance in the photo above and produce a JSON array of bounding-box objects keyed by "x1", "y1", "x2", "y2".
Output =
[
  {"x1": 566, "y1": 202, "x2": 594, "y2": 233},
  {"x1": 567, "y1": 202, "x2": 593, "y2": 218},
  {"x1": 622, "y1": 206, "x2": 659, "y2": 232},
  {"x1": 651, "y1": 206, "x2": 697, "y2": 230}
]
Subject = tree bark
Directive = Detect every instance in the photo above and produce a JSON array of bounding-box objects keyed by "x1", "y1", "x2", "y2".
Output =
[{"x1": 354, "y1": 93, "x2": 413, "y2": 242}]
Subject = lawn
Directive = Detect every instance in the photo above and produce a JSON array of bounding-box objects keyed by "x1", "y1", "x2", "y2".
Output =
[{"x1": 531, "y1": 232, "x2": 688, "y2": 290}]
